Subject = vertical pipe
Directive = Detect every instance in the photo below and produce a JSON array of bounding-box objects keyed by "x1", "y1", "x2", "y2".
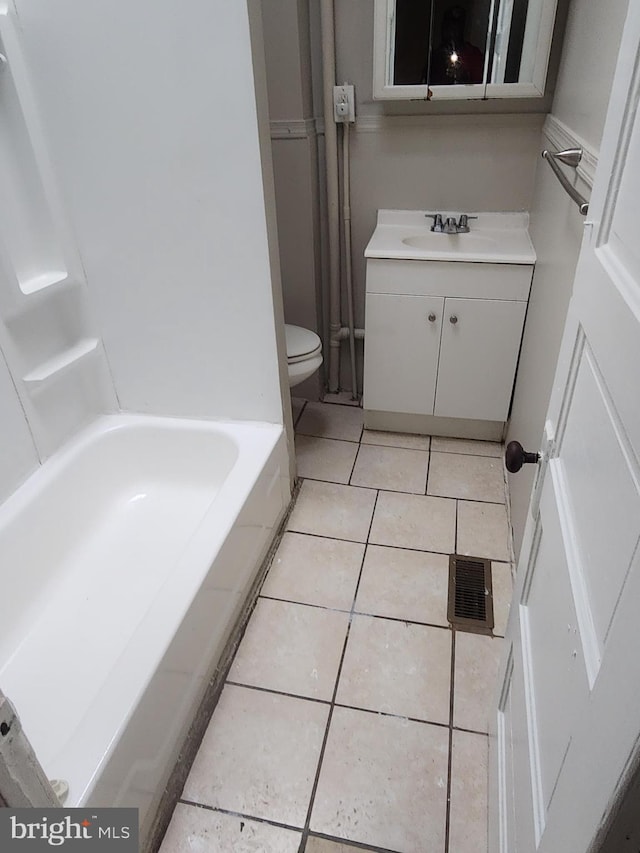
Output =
[
  {"x1": 320, "y1": 0, "x2": 341, "y2": 393},
  {"x1": 342, "y1": 121, "x2": 358, "y2": 399}
]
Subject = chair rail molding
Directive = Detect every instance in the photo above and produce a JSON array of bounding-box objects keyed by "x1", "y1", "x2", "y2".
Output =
[{"x1": 543, "y1": 114, "x2": 598, "y2": 187}]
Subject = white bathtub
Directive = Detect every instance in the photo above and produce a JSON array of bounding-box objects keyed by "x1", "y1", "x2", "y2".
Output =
[{"x1": 0, "y1": 414, "x2": 289, "y2": 839}]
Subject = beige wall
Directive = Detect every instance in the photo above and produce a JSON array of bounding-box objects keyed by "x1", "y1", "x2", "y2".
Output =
[
  {"x1": 262, "y1": 0, "x2": 323, "y2": 399},
  {"x1": 507, "y1": 0, "x2": 630, "y2": 554}
]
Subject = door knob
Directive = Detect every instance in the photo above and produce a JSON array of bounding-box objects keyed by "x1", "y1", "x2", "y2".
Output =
[
  {"x1": 449, "y1": 315, "x2": 458, "y2": 324},
  {"x1": 428, "y1": 313, "x2": 437, "y2": 322},
  {"x1": 505, "y1": 441, "x2": 540, "y2": 473}
]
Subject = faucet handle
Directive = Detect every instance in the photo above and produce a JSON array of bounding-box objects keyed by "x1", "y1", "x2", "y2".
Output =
[
  {"x1": 426, "y1": 213, "x2": 444, "y2": 232},
  {"x1": 457, "y1": 214, "x2": 478, "y2": 232}
]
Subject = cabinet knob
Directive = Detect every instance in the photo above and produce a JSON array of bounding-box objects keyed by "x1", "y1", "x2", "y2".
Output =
[
  {"x1": 449, "y1": 315, "x2": 458, "y2": 324},
  {"x1": 428, "y1": 313, "x2": 437, "y2": 322}
]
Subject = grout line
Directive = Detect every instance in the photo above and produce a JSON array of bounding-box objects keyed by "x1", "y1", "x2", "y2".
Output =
[
  {"x1": 297, "y1": 432, "x2": 363, "y2": 445},
  {"x1": 430, "y1": 448, "x2": 505, "y2": 460},
  {"x1": 455, "y1": 499, "x2": 459, "y2": 553},
  {"x1": 177, "y1": 800, "x2": 304, "y2": 833},
  {"x1": 452, "y1": 724, "x2": 491, "y2": 737},
  {"x1": 293, "y1": 477, "x2": 507, "y2": 505},
  {"x1": 258, "y1": 593, "x2": 453, "y2": 631},
  {"x1": 306, "y1": 830, "x2": 408, "y2": 853},
  {"x1": 347, "y1": 440, "x2": 363, "y2": 485},
  {"x1": 222, "y1": 681, "x2": 453, "y2": 731},
  {"x1": 224, "y1": 681, "x2": 332, "y2": 707},
  {"x1": 286, "y1": 527, "x2": 509, "y2": 562},
  {"x1": 292, "y1": 399, "x2": 308, "y2": 429},
  {"x1": 258, "y1": 593, "x2": 352, "y2": 614},
  {"x1": 296, "y1": 491, "x2": 379, "y2": 853},
  {"x1": 444, "y1": 629, "x2": 457, "y2": 853},
  {"x1": 332, "y1": 702, "x2": 451, "y2": 730}
]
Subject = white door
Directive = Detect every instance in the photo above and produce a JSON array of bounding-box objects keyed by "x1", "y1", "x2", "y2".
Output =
[{"x1": 491, "y1": 5, "x2": 640, "y2": 852}]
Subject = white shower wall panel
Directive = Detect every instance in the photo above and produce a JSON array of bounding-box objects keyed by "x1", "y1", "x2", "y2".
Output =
[
  {"x1": 0, "y1": 349, "x2": 38, "y2": 502},
  {"x1": 12, "y1": 0, "x2": 284, "y2": 424}
]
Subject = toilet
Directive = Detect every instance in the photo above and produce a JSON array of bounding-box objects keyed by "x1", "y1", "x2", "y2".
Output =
[{"x1": 285, "y1": 324, "x2": 323, "y2": 387}]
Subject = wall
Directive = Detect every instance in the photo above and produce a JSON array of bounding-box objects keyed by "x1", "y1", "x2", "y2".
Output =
[
  {"x1": 506, "y1": 0, "x2": 630, "y2": 554},
  {"x1": 0, "y1": 4, "x2": 117, "y2": 490},
  {"x1": 0, "y1": 350, "x2": 38, "y2": 502},
  {"x1": 262, "y1": 0, "x2": 324, "y2": 400},
  {"x1": 265, "y1": 0, "x2": 551, "y2": 397},
  {"x1": 12, "y1": 0, "x2": 285, "y2": 424}
]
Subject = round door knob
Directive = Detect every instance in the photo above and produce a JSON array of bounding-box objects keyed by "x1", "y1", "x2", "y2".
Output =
[
  {"x1": 428, "y1": 313, "x2": 437, "y2": 322},
  {"x1": 449, "y1": 315, "x2": 458, "y2": 324},
  {"x1": 505, "y1": 440, "x2": 540, "y2": 473}
]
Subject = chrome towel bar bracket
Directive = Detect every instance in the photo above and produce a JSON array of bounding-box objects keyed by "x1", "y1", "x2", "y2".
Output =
[{"x1": 542, "y1": 148, "x2": 589, "y2": 215}]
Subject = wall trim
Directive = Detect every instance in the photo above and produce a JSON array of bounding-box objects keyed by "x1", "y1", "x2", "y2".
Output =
[
  {"x1": 542, "y1": 114, "x2": 598, "y2": 188},
  {"x1": 269, "y1": 118, "x2": 316, "y2": 140}
]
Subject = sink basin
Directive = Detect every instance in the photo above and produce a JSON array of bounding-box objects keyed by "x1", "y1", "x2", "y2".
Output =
[
  {"x1": 402, "y1": 233, "x2": 498, "y2": 252},
  {"x1": 365, "y1": 210, "x2": 536, "y2": 264}
]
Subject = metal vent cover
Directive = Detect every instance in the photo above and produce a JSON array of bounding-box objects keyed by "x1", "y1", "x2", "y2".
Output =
[{"x1": 447, "y1": 554, "x2": 494, "y2": 634}]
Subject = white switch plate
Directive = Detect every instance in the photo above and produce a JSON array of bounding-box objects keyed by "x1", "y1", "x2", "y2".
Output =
[{"x1": 333, "y1": 84, "x2": 355, "y2": 123}]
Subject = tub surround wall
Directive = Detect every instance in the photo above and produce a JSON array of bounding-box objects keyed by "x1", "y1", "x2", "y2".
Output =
[
  {"x1": 247, "y1": 0, "x2": 297, "y2": 484},
  {"x1": 0, "y1": 5, "x2": 117, "y2": 483},
  {"x1": 506, "y1": 0, "x2": 630, "y2": 554},
  {"x1": 0, "y1": 351, "x2": 38, "y2": 503},
  {"x1": 10, "y1": 0, "x2": 285, "y2": 425}
]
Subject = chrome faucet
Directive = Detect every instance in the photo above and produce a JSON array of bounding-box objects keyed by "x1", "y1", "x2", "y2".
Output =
[
  {"x1": 426, "y1": 213, "x2": 444, "y2": 232},
  {"x1": 425, "y1": 213, "x2": 477, "y2": 234},
  {"x1": 456, "y1": 214, "x2": 478, "y2": 233}
]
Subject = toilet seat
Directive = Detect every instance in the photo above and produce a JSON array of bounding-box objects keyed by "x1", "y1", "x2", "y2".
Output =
[{"x1": 285, "y1": 324, "x2": 321, "y2": 364}]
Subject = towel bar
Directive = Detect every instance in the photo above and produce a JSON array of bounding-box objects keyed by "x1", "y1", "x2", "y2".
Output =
[{"x1": 542, "y1": 148, "x2": 589, "y2": 215}]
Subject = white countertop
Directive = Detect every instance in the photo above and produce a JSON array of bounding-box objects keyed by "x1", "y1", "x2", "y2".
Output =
[{"x1": 364, "y1": 210, "x2": 537, "y2": 265}]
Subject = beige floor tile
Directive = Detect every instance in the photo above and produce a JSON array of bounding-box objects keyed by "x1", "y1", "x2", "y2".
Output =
[
  {"x1": 262, "y1": 532, "x2": 364, "y2": 611},
  {"x1": 336, "y1": 615, "x2": 451, "y2": 724},
  {"x1": 428, "y1": 452, "x2": 506, "y2": 503},
  {"x1": 295, "y1": 435, "x2": 359, "y2": 484},
  {"x1": 297, "y1": 402, "x2": 364, "y2": 442},
  {"x1": 287, "y1": 480, "x2": 377, "y2": 543},
  {"x1": 350, "y1": 444, "x2": 429, "y2": 494},
  {"x1": 492, "y1": 561, "x2": 514, "y2": 636},
  {"x1": 229, "y1": 599, "x2": 349, "y2": 700},
  {"x1": 306, "y1": 838, "x2": 379, "y2": 852},
  {"x1": 449, "y1": 730, "x2": 489, "y2": 853},
  {"x1": 182, "y1": 684, "x2": 328, "y2": 826},
  {"x1": 355, "y1": 545, "x2": 450, "y2": 626},
  {"x1": 431, "y1": 436, "x2": 503, "y2": 457},
  {"x1": 159, "y1": 803, "x2": 301, "y2": 853},
  {"x1": 453, "y1": 633, "x2": 503, "y2": 733},
  {"x1": 457, "y1": 500, "x2": 512, "y2": 563},
  {"x1": 362, "y1": 429, "x2": 430, "y2": 451},
  {"x1": 311, "y1": 707, "x2": 448, "y2": 853},
  {"x1": 369, "y1": 491, "x2": 456, "y2": 553}
]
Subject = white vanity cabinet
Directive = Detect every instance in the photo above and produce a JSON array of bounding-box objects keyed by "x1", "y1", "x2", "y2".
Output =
[{"x1": 363, "y1": 257, "x2": 534, "y2": 439}]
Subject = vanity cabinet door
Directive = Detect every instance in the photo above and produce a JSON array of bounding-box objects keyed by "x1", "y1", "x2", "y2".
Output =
[
  {"x1": 363, "y1": 293, "x2": 443, "y2": 415},
  {"x1": 434, "y1": 298, "x2": 527, "y2": 421}
]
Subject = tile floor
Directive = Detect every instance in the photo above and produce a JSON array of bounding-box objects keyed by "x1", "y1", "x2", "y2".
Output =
[{"x1": 159, "y1": 401, "x2": 514, "y2": 853}]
